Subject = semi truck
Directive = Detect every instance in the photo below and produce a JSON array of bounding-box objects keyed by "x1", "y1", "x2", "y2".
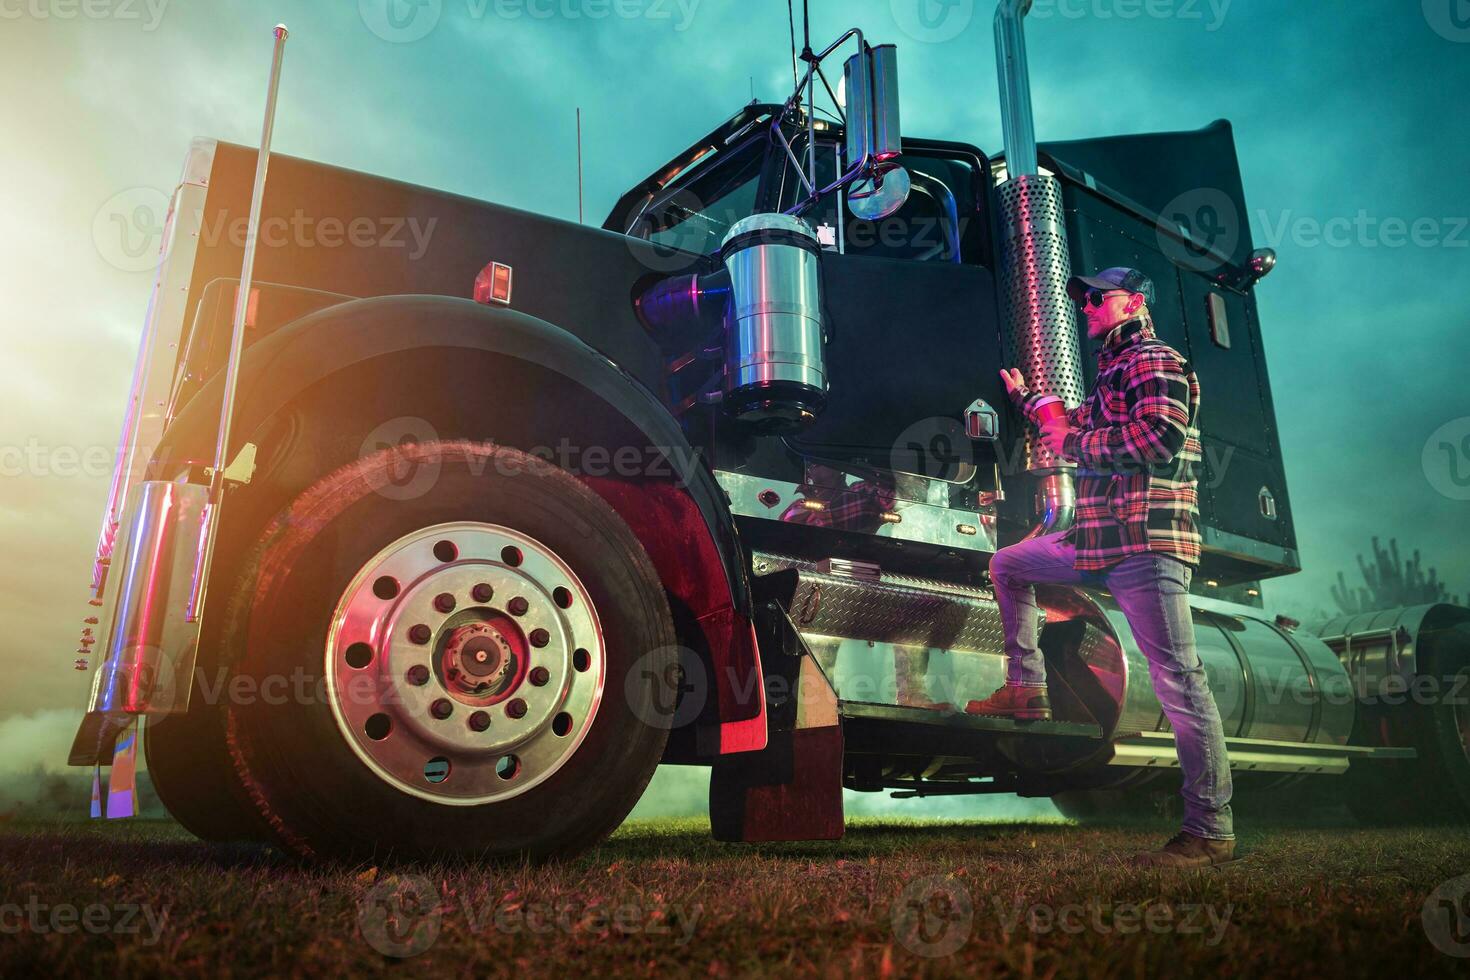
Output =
[{"x1": 66, "y1": 6, "x2": 1470, "y2": 859}]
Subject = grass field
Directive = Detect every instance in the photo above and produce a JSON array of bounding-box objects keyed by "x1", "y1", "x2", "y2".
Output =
[{"x1": 1, "y1": 815, "x2": 1467, "y2": 978}]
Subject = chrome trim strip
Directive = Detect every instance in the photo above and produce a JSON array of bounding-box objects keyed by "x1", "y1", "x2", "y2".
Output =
[
  {"x1": 85, "y1": 480, "x2": 209, "y2": 718},
  {"x1": 1200, "y1": 525, "x2": 1300, "y2": 570},
  {"x1": 1109, "y1": 731, "x2": 1375, "y2": 776},
  {"x1": 717, "y1": 470, "x2": 998, "y2": 553},
  {"x1": 91, "y1": 137, "x2": 218, "y2": 596}
]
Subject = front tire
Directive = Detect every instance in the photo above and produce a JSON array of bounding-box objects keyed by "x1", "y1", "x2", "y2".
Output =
[{"x1": 221, "y1": 441, "x2": 676, "y2": 860}]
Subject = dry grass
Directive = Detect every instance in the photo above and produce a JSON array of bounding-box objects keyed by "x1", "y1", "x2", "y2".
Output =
[{"x1": 0, "y1": 815, "x2": 1466, "y2": 978}]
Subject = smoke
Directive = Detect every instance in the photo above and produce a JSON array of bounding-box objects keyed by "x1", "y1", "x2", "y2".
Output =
[
  {"x1": 0, "y1": 712, "x2": 1061, "y2": 823},
  {"x1": 0, "y1": 709, "x2": 92, "y2": 811},
  {"x1": 0, "y1": 709, "x2": 80, "y2": 779}
]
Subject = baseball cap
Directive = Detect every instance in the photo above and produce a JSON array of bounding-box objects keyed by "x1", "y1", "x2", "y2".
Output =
[{"x1": 1066, "y1": 267, "x2": 1156, "y2": 306}]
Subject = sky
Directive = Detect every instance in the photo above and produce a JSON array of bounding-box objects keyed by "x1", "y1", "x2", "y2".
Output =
[{"x1": 0, "y1": 1, "x2": 1466, "y2": 808}]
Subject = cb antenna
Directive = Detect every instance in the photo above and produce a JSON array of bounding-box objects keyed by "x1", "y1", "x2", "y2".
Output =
[
  {"x1": 801, "y1": 0, "x2": 816, "y2": 185},
  {"x1": 576, "y1": 106, "x2": 584, "y2": 224}
]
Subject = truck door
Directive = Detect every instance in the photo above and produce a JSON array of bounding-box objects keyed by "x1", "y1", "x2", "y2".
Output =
[{"x1": 774, "y1": 138, "x2": 1009, "y2": 482}]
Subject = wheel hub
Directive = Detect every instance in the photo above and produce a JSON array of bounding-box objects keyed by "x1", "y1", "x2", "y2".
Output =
[
  {"x1": 325, "y1": 522, "x2": 604, "y2": 805},
  {"x1": 441, "y1": 620, "x2": 521, "y2": 700}
]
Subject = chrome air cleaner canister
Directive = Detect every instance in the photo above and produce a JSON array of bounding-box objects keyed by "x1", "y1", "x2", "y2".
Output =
[{"x1": 719, "y1": 213, "x2": 826, "y2": 431}]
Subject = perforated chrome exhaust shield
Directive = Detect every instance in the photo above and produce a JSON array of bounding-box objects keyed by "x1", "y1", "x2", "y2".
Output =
[{"x1": 995, "y1": 174, "x2": 1085, "y2": 532}]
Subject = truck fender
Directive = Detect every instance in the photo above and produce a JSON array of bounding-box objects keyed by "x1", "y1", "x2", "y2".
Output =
[{"x1": 160, "y1": 294, "x2": 766, "y2": 754}]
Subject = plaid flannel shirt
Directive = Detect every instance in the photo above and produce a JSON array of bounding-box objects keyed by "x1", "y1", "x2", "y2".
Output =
[{"x1": 1018, "y1": 315, "x2": 1203, "y2": 570}]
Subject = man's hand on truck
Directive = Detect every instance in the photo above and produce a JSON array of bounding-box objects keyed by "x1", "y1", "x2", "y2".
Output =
[{"x1": 998, "y1": 368, "x2": 1075, "y2": 458}]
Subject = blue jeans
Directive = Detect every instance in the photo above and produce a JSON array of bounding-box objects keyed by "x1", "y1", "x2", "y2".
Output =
[{"x1": 989, "y1": 531, "x2": 1234, "y2": 840}]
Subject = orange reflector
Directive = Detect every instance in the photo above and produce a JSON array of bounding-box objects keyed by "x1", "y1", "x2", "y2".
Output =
[
  {"x1": 473, "y1": 262, "x2": 513, "y2": 306},
  {"x1": 233, "y1": 285, "x2": 260, "y2": 327}
]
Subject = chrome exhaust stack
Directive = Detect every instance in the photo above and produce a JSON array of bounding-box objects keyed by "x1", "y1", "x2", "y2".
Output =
[{"x1": 993, "y1": 0, "x2": 1084, "y2": 537}]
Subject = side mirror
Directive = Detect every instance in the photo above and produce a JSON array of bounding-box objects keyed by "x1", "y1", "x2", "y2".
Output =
[
  {"x1": 844, "y1": 43, "x2": 908, "y2": 220},
  {"x1": 848, "y1": 166, "x2": 911, "y2": 221}
]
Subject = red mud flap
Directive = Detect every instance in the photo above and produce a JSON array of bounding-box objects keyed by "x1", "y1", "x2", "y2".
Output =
[
  {"x1": 708, "y1": 723, "x2": 845, "y2": 843},
  {"x1": 708, "y1": 578, "x2": 846, "y2": 842}
]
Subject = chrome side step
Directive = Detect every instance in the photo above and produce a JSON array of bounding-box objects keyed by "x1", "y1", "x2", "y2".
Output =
[
  {"x1": 840, "y1": 701, "x2": 1100, "y2": 738},
  {"x1": 1109, "y1": 731, "x2": 1414, "y2": 776}
]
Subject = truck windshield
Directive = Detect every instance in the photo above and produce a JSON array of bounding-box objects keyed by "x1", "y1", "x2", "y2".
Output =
[{"x1": 630, "y1": 138, "x2": 765, "y2": 256}]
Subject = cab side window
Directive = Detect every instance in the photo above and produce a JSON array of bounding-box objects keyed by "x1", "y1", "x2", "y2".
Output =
[
  {"x1": 780, "y1": 140, "x2": 988, "y2": 266},
  {"x1": 629, "y1": 139, "x2": 766, "y2": 256}
]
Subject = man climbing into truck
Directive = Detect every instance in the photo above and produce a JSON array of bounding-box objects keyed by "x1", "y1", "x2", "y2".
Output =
[{"x1": 969, "y1": 266, "x2": 1237, "y2": 869}]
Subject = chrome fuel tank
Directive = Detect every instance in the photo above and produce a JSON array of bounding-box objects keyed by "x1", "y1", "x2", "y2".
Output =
[
  {"x1": 751, "y1": 551, "x2": 1355, "y2": 761},
  {"x1": 1053, "y1": 591, "x2": 1355, "y2": 747}
]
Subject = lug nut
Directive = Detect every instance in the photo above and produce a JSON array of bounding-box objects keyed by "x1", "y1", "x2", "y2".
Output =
[
  {"x1": 434, "y1": 593, "x2": 456, "y2": 613},
  {"x1": 506, "y1": 698, "x2": 528, "y2": 719},
  {"x1": 472, "y1": 583, "x2": 494, "y2": 603},
  {"x1": 508, "y1": 596, "x2": 529, "y2": 616},
  {"x1": 529, "y1": 666, "x2": 550, "y2": 687},
  {"x1": 468, "y1": 710, "x2": 490, "y2": 732},
  {"x1": 408, "y1": 624, "x2": 432, "y2": 645},
  {"x1": 529, "y1": 628, "x2": 550, "y2": 648},
  {"x1": 430, "y1": 698, "x2": 453, "y2": 719},
  {"x1": 406, "y1": 664, "x2": 430, "y2": 686}
]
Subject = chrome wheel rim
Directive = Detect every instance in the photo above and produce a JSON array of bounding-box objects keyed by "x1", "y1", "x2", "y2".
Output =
[{"x1": 325, "y1": 522, "x2": 605, "y2": 805}]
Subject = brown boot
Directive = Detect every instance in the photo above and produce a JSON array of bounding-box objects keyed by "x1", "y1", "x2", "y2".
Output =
[
  {"x1": 1132, "y1": 831, "x2": 1238, "y2": 869},
  {"x1": 965, "y1": 684, "x2": 1052, "y2": 721}
]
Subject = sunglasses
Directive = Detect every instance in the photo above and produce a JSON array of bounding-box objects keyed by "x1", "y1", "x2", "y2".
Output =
[{"x1": 1080, "y1": 288, "x2": 1129, "y2": 310}]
